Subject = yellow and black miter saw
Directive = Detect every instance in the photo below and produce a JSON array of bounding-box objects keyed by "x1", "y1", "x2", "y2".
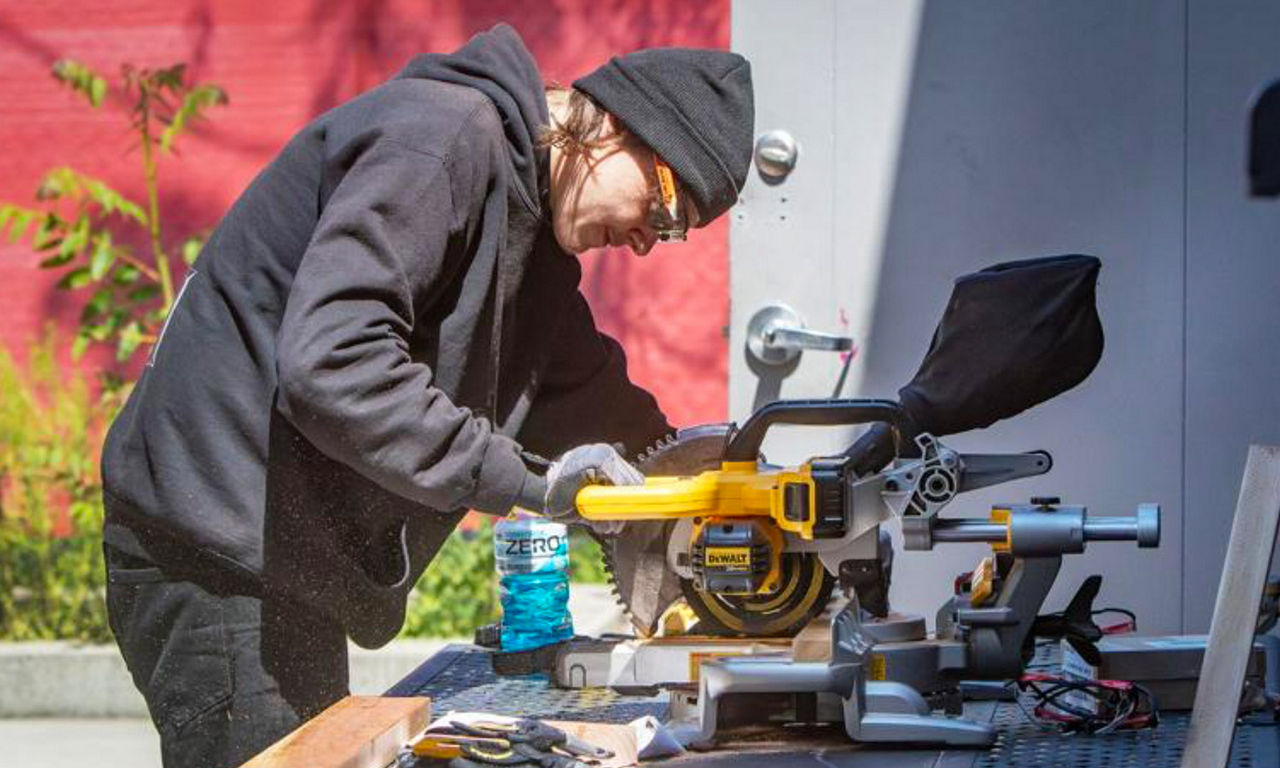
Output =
[
  {"x1": 579, "y1": 400, "x2": 1059, "y2": 638},
  {"x1": 554, "y1": 256, "x2": 1172, "y2": 747},
  {"x1": 579, "y1": 254, "x2": 1123, "y2": 641}
]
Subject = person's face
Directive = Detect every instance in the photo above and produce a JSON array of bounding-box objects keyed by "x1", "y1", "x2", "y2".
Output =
[{"x1": 550, "y1": 127, "x2": 696, "y2": 256}]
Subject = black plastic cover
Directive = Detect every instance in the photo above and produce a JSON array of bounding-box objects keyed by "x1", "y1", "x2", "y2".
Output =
[
  {"x1": 847, "y1": 254, "x2": 1103, "y2": 474},
  {"x1": 1251, "y1": 79, "x2": 1280, "y2": 198}
]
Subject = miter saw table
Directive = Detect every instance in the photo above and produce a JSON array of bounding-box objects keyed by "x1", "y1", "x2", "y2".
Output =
[{"x1": 385, "y1": 643, "x2": 1280, "y2": 768}]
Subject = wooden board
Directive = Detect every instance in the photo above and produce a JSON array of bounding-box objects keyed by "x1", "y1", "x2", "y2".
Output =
[
  {"x1": 790, "y1": 604, "x2": 840, "y2": 662},
  {"x1": 241, "y1": 695, "x2": 430, "y2": 768},
  {"x1": 1181, "y1": 445, "x2": 1280, "y2": 768}
]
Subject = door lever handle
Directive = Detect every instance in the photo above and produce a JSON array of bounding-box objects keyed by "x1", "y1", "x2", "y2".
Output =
[
  {"x1": 765, "y1": 325, "x2": 853, "y2": 353},
  {"x1": 747, "y1": 303, "x2": 854, "y2": 366}
]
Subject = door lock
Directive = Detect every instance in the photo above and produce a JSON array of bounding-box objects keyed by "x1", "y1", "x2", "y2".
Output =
[
  {"x1": 746, "y1": 303, "x2": 853, "y2": 367},
  {"x1": 754, "y1": 130, "x2": 799, "y2": 181}
]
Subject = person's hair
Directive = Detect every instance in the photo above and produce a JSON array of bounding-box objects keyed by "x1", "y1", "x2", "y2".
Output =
[{"x1": 540, "y1": 86, "x2": 634, "y2": 154}]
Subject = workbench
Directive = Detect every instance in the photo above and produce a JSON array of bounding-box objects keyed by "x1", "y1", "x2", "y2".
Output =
[{"x1": 386, "y1": 643, "x2": 1280, "y2": 768}]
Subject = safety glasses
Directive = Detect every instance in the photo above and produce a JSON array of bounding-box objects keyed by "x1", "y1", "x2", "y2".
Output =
[{"x1": 650, "y1": 155, "x2": 689, "y2": 242}]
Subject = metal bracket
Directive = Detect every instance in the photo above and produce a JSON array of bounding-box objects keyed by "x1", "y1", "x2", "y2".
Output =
[{"x1": 880, "y1": 434, "x2": 960, "y2": 522}]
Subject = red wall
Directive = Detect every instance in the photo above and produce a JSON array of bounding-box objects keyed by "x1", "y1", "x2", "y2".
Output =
[{"x1": 0, "y1": 0, "x2": 729, "y2": 427}]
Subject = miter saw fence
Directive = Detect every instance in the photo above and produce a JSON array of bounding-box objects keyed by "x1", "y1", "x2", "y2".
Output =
[{"x1": 587, "y1": 254, "x2": 1107, "y2": 639}]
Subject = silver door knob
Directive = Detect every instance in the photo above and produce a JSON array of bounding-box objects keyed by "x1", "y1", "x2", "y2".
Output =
[
  {"x1": 746, "y1": 303, "x2": 853, "y2": 366},
  {"x1": 754, "y1": 130, "x2": 799, "y2": 181}
]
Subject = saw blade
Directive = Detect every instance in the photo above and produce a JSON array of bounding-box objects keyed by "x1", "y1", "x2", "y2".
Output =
[{"x1": 599, "y1": 423, "x2": 734, "y2": 636}]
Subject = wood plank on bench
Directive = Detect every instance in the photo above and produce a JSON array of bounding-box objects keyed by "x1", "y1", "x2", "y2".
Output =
[{"x1": 241, "y1": 695, "x2": 430, "y2": 768}]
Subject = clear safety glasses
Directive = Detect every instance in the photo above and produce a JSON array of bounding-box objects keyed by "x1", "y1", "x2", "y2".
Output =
[{"x1": 649, "y1": 156, "x2": 689, "y2": 242}]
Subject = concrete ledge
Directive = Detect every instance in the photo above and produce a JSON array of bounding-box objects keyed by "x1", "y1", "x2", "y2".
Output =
[
  {"x1": 0, "y1": 639, "x2": 456, "y2": 718},
  {"x1": 0, "y1": 583, "x2": 628, "y2": 718},
  {"x1": 0, "y1": 641, "x2": 149, "y2": 718}
]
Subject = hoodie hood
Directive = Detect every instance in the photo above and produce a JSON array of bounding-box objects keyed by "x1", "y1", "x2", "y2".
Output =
[{"x1": 397, "y1": 24, "x2": 548, "y2": 209}]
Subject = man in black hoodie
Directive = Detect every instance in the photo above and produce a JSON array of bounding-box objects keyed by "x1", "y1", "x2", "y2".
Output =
[{"x1": 99, "y1": 23, "x2": 753, "y2": 768}]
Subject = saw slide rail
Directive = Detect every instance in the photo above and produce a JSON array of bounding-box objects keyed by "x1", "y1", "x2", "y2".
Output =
[{"x1": 927, "y1": 503, "x2": 1162, "y2": 553}]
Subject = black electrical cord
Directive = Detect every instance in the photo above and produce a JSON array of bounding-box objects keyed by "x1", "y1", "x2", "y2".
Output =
[
  {"x1": 1015, "y1": 674, "x2": 1159, "y2": 735},
  {"x1": 1092, "y1": 606, "x2": 1138, "y2": 634}
]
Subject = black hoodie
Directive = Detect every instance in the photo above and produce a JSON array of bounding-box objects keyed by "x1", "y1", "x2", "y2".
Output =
[{"x1": 100, "y1": 25, "x2": 671, "y2": 647}]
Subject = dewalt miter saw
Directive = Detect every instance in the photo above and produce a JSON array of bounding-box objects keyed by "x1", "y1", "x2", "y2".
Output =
[
  {"x1": 580, "y1": 254, "x2": 1119, "y2": 640},
  {"x1": 579, "y1": 400, "x2": 1077, "y2": 637}
]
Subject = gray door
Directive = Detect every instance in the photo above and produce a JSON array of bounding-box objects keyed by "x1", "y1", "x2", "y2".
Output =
[
  {"x1": 730, "y1": 1, "x2": 924, "y2": 465},
  {"x1": 730, "y1": 0, "x2": 1280, "y2": 635}
]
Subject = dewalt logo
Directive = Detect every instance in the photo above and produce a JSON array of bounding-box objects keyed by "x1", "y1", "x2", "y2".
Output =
[{"x1": 705, "y1": 547, "x2": 752, "y2": 571}]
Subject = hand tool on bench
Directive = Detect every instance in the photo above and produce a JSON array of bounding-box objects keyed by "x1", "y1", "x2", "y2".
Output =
[{"x1": 410, "y1": 717, "x2": 613, "y2": 768}]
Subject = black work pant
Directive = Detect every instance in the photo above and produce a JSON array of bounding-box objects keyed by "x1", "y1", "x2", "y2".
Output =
[{"x1": 105, "y1": 544, "x2": 349, "y2": 768}]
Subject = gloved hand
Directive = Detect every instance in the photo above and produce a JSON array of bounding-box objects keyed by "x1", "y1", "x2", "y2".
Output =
[{"x1": 543, "y1": 443, "x2": 644, "y2": 521}]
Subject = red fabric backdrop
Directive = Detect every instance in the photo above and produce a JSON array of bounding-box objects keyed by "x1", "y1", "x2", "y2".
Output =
[{"x1": 0, "y1": 0, "x2": 729, "y2": 427}]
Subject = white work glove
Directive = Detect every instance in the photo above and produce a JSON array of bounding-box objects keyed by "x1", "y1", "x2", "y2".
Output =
[{"x1": 543, "y1": 443, "x2": 644, "y2": 532}]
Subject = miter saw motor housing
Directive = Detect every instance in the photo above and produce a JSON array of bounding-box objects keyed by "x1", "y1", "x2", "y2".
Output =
[
  {"x1": 690, "y1": 456, "x2": 855, "y2": 596},
  {"x1": 691, "y1": 518, "x2": 779, "y2": 595}
]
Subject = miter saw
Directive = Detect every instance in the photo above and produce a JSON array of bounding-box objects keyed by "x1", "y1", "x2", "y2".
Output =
[
  {"x1": 548, "y1": 254, "x2": 1167, "y2": 746},
  {"x1": 584, "y1": 253, "x2": 1115, "y2": 640}
]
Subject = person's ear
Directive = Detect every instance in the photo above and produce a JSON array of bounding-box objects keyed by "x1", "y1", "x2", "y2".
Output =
[
  {"x1": 603, "y1": 112, "x2": 625, "y2": 138},
  {"x1": 604, "y1": 112, "x2": 643, "y2": 148}
]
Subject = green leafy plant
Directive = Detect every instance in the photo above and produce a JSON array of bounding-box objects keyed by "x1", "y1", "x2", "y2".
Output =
[
  {"x1": 569, "y1": 529, "x2": 608, "y2": 584},
  {"x1": 0, "y1": 331, "x2": 126, "y2": 641},
  {"x1": 0, "y1": 60, "x2": 226, "y2": 362},
  {"x1": 401, "y1": 522, "x2": 500, "y2": 639}
]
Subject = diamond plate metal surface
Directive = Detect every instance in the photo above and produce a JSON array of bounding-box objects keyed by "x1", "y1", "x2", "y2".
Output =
[
  {"x1": 387, "y1": 644, "x2": 666, "y2": 723},
  {"x1": 388, "y1": 645, "x2": 1279, "y2": 767},
  {"x1": 973, "y1": 643, "x2": 1275, "y2": 768},
  {"x1": 974, "y1": 701, "x2": 1272, "y2": 768}
]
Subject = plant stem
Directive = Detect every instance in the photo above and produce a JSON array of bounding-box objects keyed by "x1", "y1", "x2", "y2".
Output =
[
  {"x1": 138, "y1": 82, "x2": 174, "y2": 310},
  {"x1": 114, "y1": 248, "x2": 160, "y2": 283}
]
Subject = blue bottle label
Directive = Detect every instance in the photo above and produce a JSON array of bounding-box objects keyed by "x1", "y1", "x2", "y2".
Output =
[{"x1": 494, "y1": 517, "x2": 573, "y2": 652}]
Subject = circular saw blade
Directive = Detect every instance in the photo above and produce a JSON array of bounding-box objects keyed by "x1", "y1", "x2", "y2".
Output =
[{"x1": 598, "y1": 424, "x2": 734, "y2": 636}]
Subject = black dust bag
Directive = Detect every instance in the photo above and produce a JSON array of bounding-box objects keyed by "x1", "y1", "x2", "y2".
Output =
[
  {"x1": 1250, "y1": 78, "x2": 1280, "y2": 197},
  {"x1": 848, "y1": 254, "x2": 1103, "y2": 473}
]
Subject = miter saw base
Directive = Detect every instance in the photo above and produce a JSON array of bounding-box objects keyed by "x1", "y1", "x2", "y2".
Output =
[
  {"x1": 549, "y1": 608, "x2": 932, "y2": 692},
  {"x1": 686, "y1": 601, "x2": 998, "y2": 748},
  {"x1": 552, "y1": 635, "x2": 791, "y2": 693}
]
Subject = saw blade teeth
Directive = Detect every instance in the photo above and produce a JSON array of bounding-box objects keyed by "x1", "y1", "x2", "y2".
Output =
[
  {"x1": 607, "y1": 424, "x2": 736, "y2": 634},
  {"x1": 601, "y1": 541, "x2": 637, "y2": 610},
  {"x1": 635, "y1": 431, "x2": 677, "y2": 464}
]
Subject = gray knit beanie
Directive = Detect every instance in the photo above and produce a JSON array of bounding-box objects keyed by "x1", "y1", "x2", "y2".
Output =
[{"x1": 574, "y1": 48, "x2": 754, "y2": 226}]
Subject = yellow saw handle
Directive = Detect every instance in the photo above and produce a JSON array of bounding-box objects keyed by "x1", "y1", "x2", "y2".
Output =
[{"x1": 575, "y1": 461, "x2": 823, "y2": 539}]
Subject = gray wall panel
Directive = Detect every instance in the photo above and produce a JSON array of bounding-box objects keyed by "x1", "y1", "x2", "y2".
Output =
[
  {"x1": 1184, "y1": 1, "x2": 1280, "y2": 632},
  {"x1": 857, "y1": 1, "x2": 1186, "y2": 633}
]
